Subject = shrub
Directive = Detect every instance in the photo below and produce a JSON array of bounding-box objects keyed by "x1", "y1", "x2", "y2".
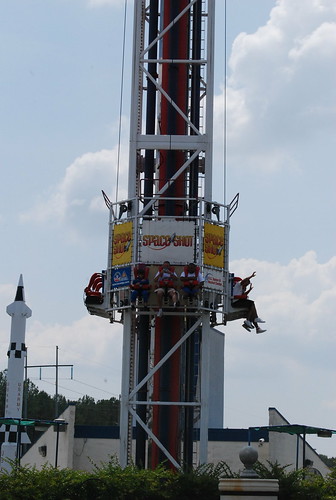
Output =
[
  {"x1": 254, "y1": 460, "x2": 336, "y2": 500},
  {"x1": 0, "y1": 459, "x2": 335, "y2": 500}
]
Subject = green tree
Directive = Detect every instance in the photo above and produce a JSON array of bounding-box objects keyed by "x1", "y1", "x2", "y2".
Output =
[
  {"x1": 319, "y1": 453, "x2": 336, "y2": 468},
  {"x1": 0, "y1": 370, "x2": 120, "y2": 426},
  {"x1": 95, "y1": 398, "x2": 120, "y2": 425},
  {"x1": 74, "y1": 396, "x2": 119, "y2": 425},
  {"x1": 25, "y1": 380, "x2": 66, "y2": 420},
  {"x1": 74, "y1": 395, "x2": 96, "y2": 425},
  {"x1": 0, "y1": 369, "x2": 120, "y2": 451}
]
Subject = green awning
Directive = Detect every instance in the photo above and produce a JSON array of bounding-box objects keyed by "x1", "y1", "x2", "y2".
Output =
[
  {"x1": 0, "y1": 418, "x2": 67, "y2": 427},
  {"x1": 250, "y1": 425, "x2": 336, "y2": 437}
]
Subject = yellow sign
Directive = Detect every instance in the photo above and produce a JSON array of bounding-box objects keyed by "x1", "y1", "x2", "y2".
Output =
[
  {"x1": 112, "y1": 222, "x2": 133, "y2": 266},
  {"x1": 203, "y1": 223, "x2": 225, "y2": 268}
]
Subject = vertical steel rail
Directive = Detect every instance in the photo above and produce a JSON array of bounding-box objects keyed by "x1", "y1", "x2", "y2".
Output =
[{"x1": 135, "y1": 0, "x2": 159, "y2": 467}]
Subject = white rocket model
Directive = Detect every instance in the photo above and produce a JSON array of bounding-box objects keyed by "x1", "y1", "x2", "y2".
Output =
[{"x1": 0, "y1": 275, "x2": 31, "y2": 471}]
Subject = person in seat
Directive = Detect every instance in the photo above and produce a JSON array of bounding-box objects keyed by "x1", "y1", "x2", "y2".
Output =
[
  {"x1": 130, "y1": 267, "x2": 150, "y2": 309},
  {"x1": 154, "y1": 261, "x2": 178, "y2": 317},
  {"x1": 180, "y1": 263, "x2": 204, "y2": 303},
  {"x1": 231, "y1": 272, "x2": 266, "y2": 334}
]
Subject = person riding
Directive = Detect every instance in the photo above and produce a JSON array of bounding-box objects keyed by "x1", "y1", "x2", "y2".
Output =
[
  {"x1": 180, "y1": 263, "x2": 204, "y2": 302},
  {"x1": 154, "y1": 261, "x2": 178, "y2": 317},
  {"x1": 231, "y1": 271, "x2": 266, "y2": 334},
  {"x1": 130, "y1": 267, "x2": 150, "y2": 309}
]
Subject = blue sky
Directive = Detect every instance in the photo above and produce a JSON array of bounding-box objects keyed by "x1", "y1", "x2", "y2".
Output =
[{"x1": 1, "y1": 0, "x2": 336, "y2": 459}]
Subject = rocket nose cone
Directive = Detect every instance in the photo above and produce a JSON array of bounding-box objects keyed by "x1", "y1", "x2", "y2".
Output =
[{"x1": 14, "y1": 275, "x2": 25, "y2": 302}]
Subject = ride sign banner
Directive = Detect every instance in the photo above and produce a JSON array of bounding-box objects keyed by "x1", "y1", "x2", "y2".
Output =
[
  {"x1": 203, "y1": 222, "x2": 225, "y2": 268},
  {"x1": 141, "y1": 221, "x2": 194, "y2": 263},
  {"x1": 111, "y1": 266, "x2": 131, "y2": 289},
  {"x1": 203, "y1": 269, "x2": 224, "y2": 291},
  {"x1": 112, "y1": 222, "x2": 133, "y2": 266}
]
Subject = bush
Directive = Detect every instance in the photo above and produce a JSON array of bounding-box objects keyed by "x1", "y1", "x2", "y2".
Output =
[
  {"x1": 0, "y1": 458, "x2": 226, "y2": 500},
  {"x1": 0, "y1": 459, "x2": 335, "y2": 500},
  {"x1": 0, "y1": 463, "x2": 91, "y2": 500},
  {"x1": 254, "y1": 460, "x2": 336, "y2": 500}
]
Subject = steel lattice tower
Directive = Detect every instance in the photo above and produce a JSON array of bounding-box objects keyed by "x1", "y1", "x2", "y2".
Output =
[{"x1": 84, "y1": 0, "x2": 239, "y2": 470}]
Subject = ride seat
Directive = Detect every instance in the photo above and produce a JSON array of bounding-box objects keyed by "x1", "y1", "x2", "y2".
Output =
[
  {"x1": 224, "y1": 274, "x2": 249, "y2": 324},
  {"x1": 84, "y1": 273, "x2": 103, "y2": 304},
  {"x1": 132, "y1": 264, "x2": 150, "y2": 283},
  {"x1": 130, "y1": 264, "x2": 151, "y2": 304}
]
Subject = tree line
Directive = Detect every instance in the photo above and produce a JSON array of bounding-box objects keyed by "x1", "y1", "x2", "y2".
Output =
[{"x1": 0, "y1": 370, "x2": 120, "y2": 426}]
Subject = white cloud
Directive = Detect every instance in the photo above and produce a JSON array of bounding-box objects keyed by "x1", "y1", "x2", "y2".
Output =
[
  {"x1": 224, "y1": 253, "x2": 336, "y2": 456},
  {"x1": 19, "y1": 143, "x2": 129, "y2": 242},
  {"x1": 289, "y1": 22, "x2": 336, "y2": 62},
  {"x1": 21, "y1": 148, "x2": 125, "y2": 222},
  {"x1": 230, "y1": 251, "x2": 336, "y2": 333},
  {"x1": 225, "y1": 250, "x2": 335, "y2": 418},
  {"x1": 0, "y1": 314, "x2": 123, "y2": 400},
  {"x1": 35, "y1": 315, "x2": 123, "y2": 399},
  {"x1": 222, "y1": 0, "x2": 336, "y2": 171},
  {"x1": 0, "y1": 284, "x2": 15, "y2": 304}
]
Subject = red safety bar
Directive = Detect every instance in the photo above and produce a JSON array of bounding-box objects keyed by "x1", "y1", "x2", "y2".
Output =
[{"x1": 84, "y1": 273, "x2": 103, "y2": 301}]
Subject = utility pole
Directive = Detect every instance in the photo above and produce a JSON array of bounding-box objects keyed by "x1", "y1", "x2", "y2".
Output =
[{"x1": 25, "y1": 346, "x2": 73, "y2": 418}]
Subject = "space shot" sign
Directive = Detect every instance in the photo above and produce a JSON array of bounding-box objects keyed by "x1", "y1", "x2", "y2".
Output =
[
  {"x1": 141, "y1": 221, "x2": 194, "y2": 263},
  {"x1": 112, "y1": 221, "x2": 133, "y2": 266},
  {"x1": 203, "y1": 222, "x2": 225, "y2": 268}
]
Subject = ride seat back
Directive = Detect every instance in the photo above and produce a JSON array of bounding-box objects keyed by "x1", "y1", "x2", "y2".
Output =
[
  {"x1": 225, "y1": 273, "x2": 249, "y2": 323},
  {"x1": 134, "y1": 264, "x2": 150, "y2": 280},
  {"x1": 84, "y1": 273, "x2": 103, "y2": 304}
]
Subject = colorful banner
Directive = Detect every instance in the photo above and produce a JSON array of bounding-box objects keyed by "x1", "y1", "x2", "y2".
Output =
[
  {"x1": 141, "y1": 221, "x2": 194, "y2": 263},
  {"x1": 111, "y1": 266, "x2": 131, "y2": 289},
  {"x1": 112, "y1": 222, "x2": 133, "y2": 266},
  {"x1": 203, "y1": 223, "x2": 225, "y2": 268},
  {"x1": 203, "y1": 269, "x2": 224, "y2": 291}
]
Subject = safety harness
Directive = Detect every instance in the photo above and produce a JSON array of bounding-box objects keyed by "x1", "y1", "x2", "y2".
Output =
[
  {"x1": 130, "y1": 265, "x2": 150, "y2": 290},
  {"x1": 157, "y1": 266, "x2": 175, "y2": 288},
  {"x1": 182, "y1": 265, "x2": 200, "y2": 287}
]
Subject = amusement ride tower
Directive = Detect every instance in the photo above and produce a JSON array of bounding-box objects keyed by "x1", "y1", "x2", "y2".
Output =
[{"x1": 84, "y1": 0, "x2": 239, "y2": 470}]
